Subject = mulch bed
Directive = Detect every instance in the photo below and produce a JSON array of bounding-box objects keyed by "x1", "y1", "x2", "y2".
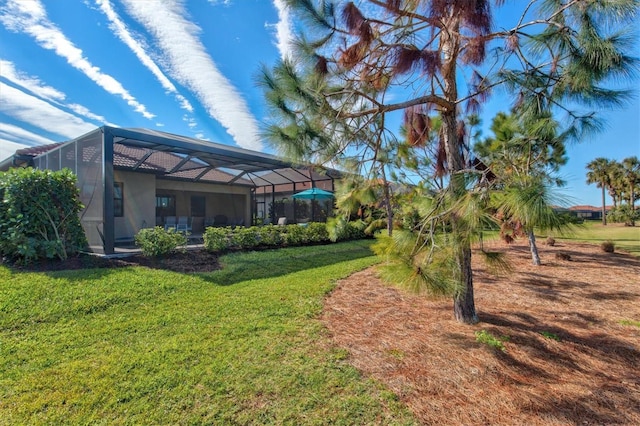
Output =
[{"x1": 322, "y1": 240, "x2": 640, "y2": 425}]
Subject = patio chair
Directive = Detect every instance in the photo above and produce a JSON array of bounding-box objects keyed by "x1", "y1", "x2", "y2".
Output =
[
  {"x1": 277, "y1": 217, "x2": 288, "y2": 226},
  {"x1": 214, "y1": 214, "x2": 228, "y2": 226},
  {"x1": 176, "y1": 216, "x2": 191, "y2": 232},
  {"x1": 164, "y1": 216, "x2": 177, "y2": 230}
]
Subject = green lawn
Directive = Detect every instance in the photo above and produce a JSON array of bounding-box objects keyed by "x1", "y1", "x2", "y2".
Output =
[
  {"x1": 0, "y1": 241, "x2": 416, "y2": 425},
  {"x1": 555, "y1": 221, "x2": 640, "y2": 256}
]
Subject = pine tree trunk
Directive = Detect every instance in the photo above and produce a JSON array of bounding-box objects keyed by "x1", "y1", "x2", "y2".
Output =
[
  {"x1": 453, "y1": 244, "x2": 478, "y2": 324},
  {"x1": 528, "y1": 230, "x2": 541, "y2": 266},
  {"x1": 441, "y1": 17, "x2": 477, "y2": 324},
  {"x1": 381, "y1": 168, "x2": 394, "y2": 236}
]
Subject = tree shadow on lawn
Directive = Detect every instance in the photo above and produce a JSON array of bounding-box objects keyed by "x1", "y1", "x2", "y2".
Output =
[
  {"x1": 200, "y1": 243, "x2": 376, "y2": 286},
  {"x1": 2, "y1": 249, "x2": 222, "y2": 281}
]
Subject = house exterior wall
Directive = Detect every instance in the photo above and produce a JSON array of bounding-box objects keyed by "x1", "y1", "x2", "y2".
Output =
[
  {"x1": 114, "y1": 170, "x2": 155, "y2": 240},
  {"x1": 155, "y1": 179, "x2": 251, "y2": 229}
]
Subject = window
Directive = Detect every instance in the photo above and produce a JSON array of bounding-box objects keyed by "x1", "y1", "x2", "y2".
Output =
[
  {"x1": 191, "y1": 195, "x2": 205, "y2": 217},
  {"x1": 156, "y1": 195, "x2": 176, "y2": 218},
  {"x1": 114, "y1": 182, "x2": 123, "y2": 217}
]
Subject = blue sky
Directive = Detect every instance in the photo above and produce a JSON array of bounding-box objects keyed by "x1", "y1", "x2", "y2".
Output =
[{"x1": 0, "y1": 0, "x2": 638, "y2": 207}]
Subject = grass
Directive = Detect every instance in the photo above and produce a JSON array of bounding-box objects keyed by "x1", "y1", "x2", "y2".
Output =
[
  {"x1": 618, "y1": 319, "x2": 640, "y2": 328},
  {"x1": 0, "y1": 240, "x2": 416, "y2": 425},
  {"x1": 483, "y1": 221, "x2": 640, "y2": 256},
  {"x1": 474, "y1": 329, "x2": 508, "y2": 352},
  {"x1": 555, "y1": 221, "x2": 640, "y2": 256}
]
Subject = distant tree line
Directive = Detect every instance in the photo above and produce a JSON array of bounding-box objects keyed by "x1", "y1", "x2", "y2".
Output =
[{"x1": 587, "y1": 156, "x2": 640, "y2": 226}]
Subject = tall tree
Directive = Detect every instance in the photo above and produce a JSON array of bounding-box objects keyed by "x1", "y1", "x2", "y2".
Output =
[
  {"x1": 606, "y1": 160, "x2": 625, "y2": 209},
  {"x1": 622, "y1": 156, "x2": 640, "y2": 224},
  {"x1": 476, "y1": 111, "x2": 568, "y2": 265},
  {"x1": 261, "y1": 0, "x2": 638, "y2": 324},
  {"x1": 586, "y1": 157, "x2": 614, "y2": 225}
]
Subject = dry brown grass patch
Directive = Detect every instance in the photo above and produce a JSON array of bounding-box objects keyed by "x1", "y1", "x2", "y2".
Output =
[{"x1": 322, "y1": 240, "x2": 640, "y2": 425}]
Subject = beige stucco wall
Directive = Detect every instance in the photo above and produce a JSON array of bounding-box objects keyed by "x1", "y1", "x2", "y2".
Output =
[
  {"x1": 114, "y1": 170, "x2": 155, "y2": 240},
  {"x1": 110, "y1": 173, "x2": 252, "y2": 240},
  {"x1": 155, "y1": 179, "x2": 252, "y2": 230}
]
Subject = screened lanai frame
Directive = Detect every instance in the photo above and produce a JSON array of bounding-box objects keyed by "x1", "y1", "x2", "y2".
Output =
[{"x1": 25, "y1": 126, "x2": 339, "y2": 254}]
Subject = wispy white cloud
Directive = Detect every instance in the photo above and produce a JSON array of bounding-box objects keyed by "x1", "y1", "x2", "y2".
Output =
[
  {"x1": 0, "y1": 82, "x2": 96, "y2": 138},
  {"x1": 0, "y1": 122, "x2": 55, "y2": 147},
  {"x1": 120, "y1": 0, "x2": 263, "y2": 150},
  {"x1": 95, "y1": 0, "x2": 194, "y2": 113},
  {"x1": 0, "y1": 59, "x2": 65, "y2": 102},
  {"x1": 1, "y1": 59, "x2": 113, "y2": 125},
  {"x1": 271, "y1": 0, "x2": 295, "y2": 61},
  {"x1": 0, "y1": 0, "x2": 155, "y2": 120}
]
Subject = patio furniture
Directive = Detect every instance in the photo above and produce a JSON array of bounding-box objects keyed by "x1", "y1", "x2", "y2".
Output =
[
  {"x1": 176, "y1": 216, "x2": 192, "y2": 232},
  {"x1": 214, "y1": 214, "x2": 228, "y2": 226},
  {"x1": 164, "y1": 216, "x2": 177, "y2": 230},
  {"x1": 277, "y1": 217, "x2": 288, "y2": 226}
]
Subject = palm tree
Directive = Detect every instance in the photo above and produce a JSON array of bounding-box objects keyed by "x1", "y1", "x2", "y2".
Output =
[
  {"x1": 586, "y1": 158, "x2": 613, "y2": 225},
  {"x1": 607, "y1": 161, "x2": 625, "y2": 209},
  {"x1": 622, "y1": 156, "x2": 640, "y2": 225}
]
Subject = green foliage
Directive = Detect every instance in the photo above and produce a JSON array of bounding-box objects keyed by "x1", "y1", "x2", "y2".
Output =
[
  {"x1": 0, "y1": 167, "x2": 86, "y2": 263},
  {"x1": 618, "y1": 319, "x2": 640, "y2": 328},
  {"x1": 475, "y1": 329, "x2": 508, "y2": 352},
  {"x1": 327, "y1": 217, "x2": 368, "y2": 242},
  {"x1": 229, "y1": 226, "x2": 260, "y2": 249},
  {"x1": 204, "y1": 222, "x2": 365, "y2": 254},
  {"x1": 134, "y1": 226, "x2": 187, "y2": 257},
  {"x1": 203, "y1": 226, "x2": 231, "y2": 252},
  {"x1": 477, "y1": 250, "x2": 512, "y2": 276},
  {"x1": 283, "y1": 222, "x2": 307, "y2": 245},
  {"x1": 607, "y1": 205, "x2": 639, "y2": 226},
  {"x1": 305, "y1": 222, "x2": 329, "y2": 242},
  {"x1": 539, "y1": 331, "x2": 561, "y2": 341},
  {"x1": 373, "y1": 231, "x2": 460, "y2": 297},
  {"x1": 256, "y1": 224, "x2": 284, "y2": 246}
]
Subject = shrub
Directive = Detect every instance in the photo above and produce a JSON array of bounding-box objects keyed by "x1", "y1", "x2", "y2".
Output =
[
  {"x1": 327, "y1": 217, "x2": 368, "y2": 242},
  {"x1": 0, "y1": 168, "x2": 86, "y2": 263},
  {"x1": 546, "y1": 236, "x2": 556, "y2": 246},
  {"x1": 203, "y1": 227, "x2": 231, "y2": 252},
  {"x1": 134, "y1": 227, "x2": 187, "y2": 257},
  {"x1": 256, "y1": 225, "x2": 284, "y2": 247},
  {"x1": 230, "y1": 227, "x2": 260, "y2": 249},
  {"x1": 283, "y1": 224, "x2": 307, "y2": 245},
  {"x1": 306, "y1": 222, "x2": 329, "y2": 243},
  {"x1": 607, "y1": 205, "x2": 639, "y2": 226},
  {"x1": 601, "y1": 240, "x2": 615, "y2": 253}
]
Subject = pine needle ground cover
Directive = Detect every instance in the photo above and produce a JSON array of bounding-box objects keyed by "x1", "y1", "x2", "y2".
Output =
[
  {"x1": 0, "y1": 241, "x2": 415, "y2": 425},
  {"x1": 324, "y1": 239, "x2": 640, "y2": 425}
]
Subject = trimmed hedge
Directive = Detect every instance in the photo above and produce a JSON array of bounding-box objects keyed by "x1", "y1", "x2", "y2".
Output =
[
  {"x1": 0, "y1": 168, "x2": 86, "y2": 263},
  {"x1": 134, "y1": 227, "x2": 188, "y2": 257},
  {"x1": 202, "y1": 222, "x2": 365, "y2": 253}
]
